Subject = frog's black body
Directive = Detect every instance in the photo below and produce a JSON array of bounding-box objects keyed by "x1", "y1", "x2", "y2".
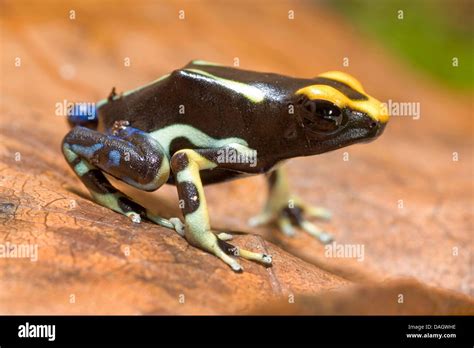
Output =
[
  {"x1": 62, "y1": 60, "x2": 389, "y2": 272},
  {"x1": 98, "y1": 62, "x2": 314, "y2": 174},
  {"x1": 96, "y1": 61, "x2": 382, "y2": 185}
]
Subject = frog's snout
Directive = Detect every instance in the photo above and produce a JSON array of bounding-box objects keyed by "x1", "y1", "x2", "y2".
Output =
[{"x1": 370, "y1": 120, "x2": 386, "y2": 138}]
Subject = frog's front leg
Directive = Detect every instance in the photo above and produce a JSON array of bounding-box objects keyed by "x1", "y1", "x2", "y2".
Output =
[
  {"x1": 249, "y1": 167, "x2": 334, "y2": 244},
  {"x1": 170, "y1": 145, "x2": 272, "y2": 271},
  {"x1": 62, "y1": 124, "x2": 178, "y2": 230}
]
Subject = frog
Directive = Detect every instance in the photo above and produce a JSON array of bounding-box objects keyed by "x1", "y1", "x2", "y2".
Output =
[{"x1": 62, "y1": 60, "x2": 389, "y2": 272}]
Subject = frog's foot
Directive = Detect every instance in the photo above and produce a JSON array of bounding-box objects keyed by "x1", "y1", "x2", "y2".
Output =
[
  {"x1": 249, "y1": 204, "x2": 334, "y2": 244},
  {"x1": 184, "y1": 229, "x2": 272, "y2": 272},
  {"x1": 91, "y1": 190, "x2": 176, "y2": 230},
  {"x1": 92, "y1": 189, "x2": 177, "y2": 231},
  {"x1": 215, "y1": 234, "x2": 273, "y2": 271},
  {"x1": 216, "y1": 232, "x2": 272, "y2": 266},
  {"x1": 169, "y1": 217, "x2": 186, "y2": 236}
]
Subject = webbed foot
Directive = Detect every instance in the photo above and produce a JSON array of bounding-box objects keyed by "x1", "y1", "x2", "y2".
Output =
[{"x1": 249, "y1": 200, "x2": 334, "y2": 244}]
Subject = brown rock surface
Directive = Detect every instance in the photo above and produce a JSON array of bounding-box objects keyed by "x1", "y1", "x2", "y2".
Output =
[{"x1": 0, "y1": 0, "x2": 472, "y2": 314}]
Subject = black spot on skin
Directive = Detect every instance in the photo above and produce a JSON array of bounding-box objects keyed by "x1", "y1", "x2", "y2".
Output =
[
  {"x1": 70, "y1": 156, "x2": 82, "y2": 166},
  {"x1": 81, "y1": 169, "x2": 118, "y2": 194},
  {"x1": 176, "y1": 181, "x2": 200, "y2": 215},
  {"x1": 198, "y1": 151, "x2": 218, "y2": 163},
  {"x1": 125, "y1": 147, "x2": 163, "y2": 188},
  {"x1": 171, "y1": 152, "x2": 189, "y2": 172},
  {"x1": 217, "y1": 239, "x2": 239, "y2": 256},
  {"x1": 118, "y1": 196, "x2": 145, "y2": 215},
  {"x1": 313, "y1": 77, "x2": 368, "y2": 101},
  {"x1": 282, "y1": 206, "x2": 304, "y2": 225}
]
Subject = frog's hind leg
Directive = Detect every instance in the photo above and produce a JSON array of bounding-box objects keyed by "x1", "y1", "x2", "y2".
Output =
[
  {"x1": 170, "y1": 145, "x2": 272, "y2": 272},
  {"x1": 61, "y1": 124, "x2": 176, "y2": 229},
  {"x1": 249, "y1": 167, "x2": 334, "y2": 244}
]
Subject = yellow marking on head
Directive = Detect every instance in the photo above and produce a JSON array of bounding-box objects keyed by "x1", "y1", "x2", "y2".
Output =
[
  {"x1": 297, "y1": 85, "x2": 347, "y2": 109},
  {"x1": 318, "y1": 71, "x2": 365, "y2": 92},
  {"x1": 296, "y1": 80, "x2": 389, "y2": 124}
]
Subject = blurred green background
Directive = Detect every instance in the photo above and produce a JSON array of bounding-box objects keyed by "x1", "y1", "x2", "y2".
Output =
[{"x1": 327, "y1": 0, "x2": 473, "y2": 91}]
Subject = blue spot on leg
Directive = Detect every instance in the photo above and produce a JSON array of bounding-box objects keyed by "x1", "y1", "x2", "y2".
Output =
[
  {"x1": 108, "y1": 150, "x2": 121, "y2": 167},
  {"x1": 71, "y1": 143, "x2": 103, "y2": 158}
]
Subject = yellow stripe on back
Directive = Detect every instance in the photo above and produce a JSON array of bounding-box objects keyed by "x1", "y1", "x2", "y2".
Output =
[{"x1": 183, "y1": 68, "x2": 265, "y2": 103}]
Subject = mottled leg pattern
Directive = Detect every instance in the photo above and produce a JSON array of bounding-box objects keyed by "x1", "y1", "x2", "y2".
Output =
[
  {"x1": 249, "y1": 167, "x2": 334, "y2": 244},
  {"x1": 62, "y1": 124, "x2": 176, "y2": 229},
  {"x1": 170, "y1": 145, "x2": 272, "y2": 271}
]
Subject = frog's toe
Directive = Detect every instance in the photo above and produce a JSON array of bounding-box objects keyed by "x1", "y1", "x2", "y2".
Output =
[
  {"x1": 126, "y1": 212, "x2": 141, "y2": 224},
  {"x1": 318, "y1": 232, "x2": 334, "y2": 244},
  {"x1": 217, "y1": 232, "x2": 233, "y2": 241},
  {"x1": 302, "y1": 205, "x2": 332, "y2": 221},
  {"x1": 276, "y1": 216, "x2": 296, "y2": 237},
  {"x1": 272, "y1": 206, "x2": 334, "y2": 243},
  {"x1": 239, "y1": 248, "x2": 273, "y2": 265},
  {"x1": 299, "y1": 220, "x2": 334, "y2": 244},
  {"x1": 212, "y1": 241, "x2": 244, "y2": 272},
  {"x1": 168, "y1": 217, "x2": 185, "y2": 236},
  {"x1": 247, "y1": 212, "x2": 272, "y2": 227},
  {"x1": 216, "y1": 238, "x2": 272, "y2": 267}
]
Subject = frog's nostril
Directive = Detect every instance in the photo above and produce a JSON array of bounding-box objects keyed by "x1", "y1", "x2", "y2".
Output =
[{"x1": 375, "y1": 122, "x2": 386, "y2": 136}]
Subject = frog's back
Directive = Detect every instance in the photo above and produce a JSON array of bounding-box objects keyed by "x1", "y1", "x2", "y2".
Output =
[{"x1": 96, "y1": 60, "x2": 312, "y2": 138}]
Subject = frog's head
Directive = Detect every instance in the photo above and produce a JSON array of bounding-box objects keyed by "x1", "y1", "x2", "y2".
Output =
[{"x1": 292, "y1": 71, "x2": 388, "y2": 155}]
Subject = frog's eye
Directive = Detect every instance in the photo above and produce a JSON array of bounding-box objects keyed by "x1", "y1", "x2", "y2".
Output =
[{"x1": 303, "y1": 100, "x2": 343, "y2": 132}]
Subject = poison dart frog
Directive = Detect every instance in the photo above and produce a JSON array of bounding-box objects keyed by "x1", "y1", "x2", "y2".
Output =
[{"x1": 62, "y1": 60, "x2": 389, "y2": 272}]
